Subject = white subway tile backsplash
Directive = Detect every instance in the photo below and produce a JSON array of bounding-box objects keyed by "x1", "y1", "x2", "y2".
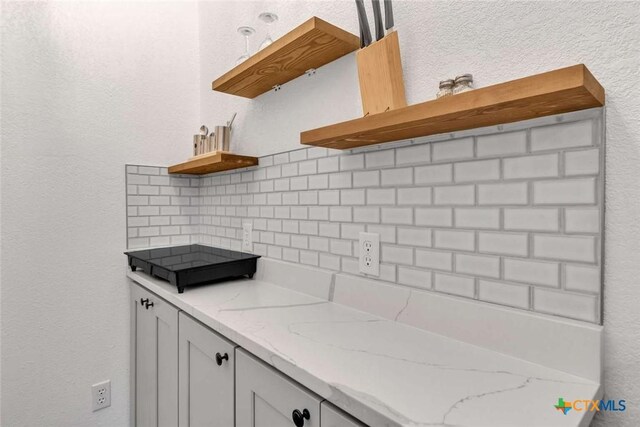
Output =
[
  {"x1": 531, "y1": 120, "x2": 593, "y2": 152},
  {"x1": 398, "y1": 266, "x2": 432, "y2": 289},
  {"x1": 381, "y1": 207, "x2": 413, "y2": 224},
  {"x1": 298, "y1": 160, "x2": 318, "y2": 175},
  {"x1": 367, "y1": 224, "x2": 397, "y2": 243},
  {"x1": 504, "y1": 208, "x2": 559, "y2": 231},
  {"x1": 479, "y1": 280, "x2": 530, "y2": 309},
  {"x1": 366, "y1": 150, "x2": 395, "y2": 168},
  {"x1": 309, "y1": 174, "x2": 329, "y2": 189},
  {"x1": 330, "y1": 206, "x2": 352, "y2": 222},
  {"x1": 318, "y1": 190, "x2": 340, "y2": 205},
  {"x1": 434, "y1": 230, "x2": 475, "y2": 251},
  {"x1": 353, "y1": 170, "x2": 379, "y2": 187},
  {"x1": 367, "y1": 188, "x2": 396, "y2": 205},
  {"x1": 340, "y1": 154, "x2": 364, "y2": 171},
  {"x1": 476, "y1": 131, "x2": 527, "y2": 157},
  {"x1": 455, "y1": 208, "x2": 499, "y2": 229},
  {"x1": 289, "y1": 149, "x2": 307, "y2": 162},
  {"x1": 397, "y1": 187, "x2": 431, "y2": 205},
  {"x1": 329, "y1": 172, "x2": 352, "y2": 189},
  {"x1": 415, "y1": 164, "x2": 452, "y2": 184},
  {"x1": 434, "y1": 273, "x2": 475, "y2": 297},
  {"x1": 478, "y1": 182, "x2": 528, "y2": 205},
  {"x1": 432, "y1": 138, "x2": 474, "y2": 161},
  {"x1": 319, "y1": 222, "x2": 340, "y2": 238},
  {"x1": 396, "y1": 144, "x2": 430, "y2": 165},
  {"x1": 533, "y1": 288, "x2": 597, "y2": 322},
  {"x1": 565, "y1": 208, "x2": 599, "y2": 233},
  {"x1": 318, "y1": 156, "x2": 339, "y2": 173},
  {"x1": 454, "y1": 159, "x2": 500, "y2": 182},
  {"x1": 433, "y1": 185, "x2": 475, "y2": 205},
  {"x1": 415, "y1": 208, "x2": 453, "y2": 227},
  {"x1": 565, "y1": 264, "x2": 601, "y2": 293},
  {"x1": 503, "y1": 154, "x2": 559, "y2": 179},
  {"x1": 479, "y1": 232, "x2": 528, "y2": 257},
  {"x1": 381, "y1": 168, "x2": 412, "y2": 186},
  {"x1": 564, "y1": 148, "x2": 600, "y2": 176},
  {"x1": 126, "y1": 112, "x2": 604, "y2": 324},
  {"x1": 504, "y1": 258, "x2": 559, "y2": 287},
  {"x1": 353, "y1": 207, "x2": 380, "y2": 223},
  {"x1": 382, "y1": 245, "x2": 413, "y2": 265},
  {"x1": 455, "y1": 254, "x2": 500, "y2": 278},
  {"x1": 415, "y1": 249, "x2": 453, "y2": 271},
  {"x1": 533, "y1": 235, "x2": 596, "y2": 263}
]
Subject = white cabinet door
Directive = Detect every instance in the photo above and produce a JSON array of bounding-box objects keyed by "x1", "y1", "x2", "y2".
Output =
[
  {"x1": 131, "y1": 284, "x2": 179, "y2": 427},
  {"x1": 321, "y1": 401, "x2": 367, "y2": 427},
  {"x1": 236, "y1": 348, "x2": 321, "y2": 427},
  {"x1": 178, "y1": 312, "x2": 236, "y2": 427}
]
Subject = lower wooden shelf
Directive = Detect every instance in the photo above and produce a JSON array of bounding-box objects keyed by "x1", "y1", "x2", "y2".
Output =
[
  {"x1": 300, "y1": 64, "x2": 605, "y2": 150},
  {"x1": 168, "y1": 152, "x2": 258, "y2": 175}
]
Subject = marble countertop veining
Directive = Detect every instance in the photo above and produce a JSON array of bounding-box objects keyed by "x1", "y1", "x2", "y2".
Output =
[{"x1": 128, "y1": 271, "x2": 601, "y2": 427}]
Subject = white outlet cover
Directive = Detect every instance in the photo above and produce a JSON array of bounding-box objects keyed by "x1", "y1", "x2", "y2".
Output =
[
  {"x1": 242, "y1": 223, "x2": 253, "y2": 251},
  {"x1": 359, "y1": 232, "x2": 380, "y2": 276},
  {"x1": 92, "y1": 380, "x2": 111, "y2": 412}
]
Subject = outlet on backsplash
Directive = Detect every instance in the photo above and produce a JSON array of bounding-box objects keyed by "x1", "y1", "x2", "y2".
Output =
[
  {"x1": 242, "y1": 223, "x2": 253, "y2": 252},
  {"x1": 359, "y1": 232, "x2": 380, "y2": 276}
]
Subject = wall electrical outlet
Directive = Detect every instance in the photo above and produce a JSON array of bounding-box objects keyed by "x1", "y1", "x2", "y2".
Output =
[
  {"x1": 91, "y1": 380, "x2": 111, "y2": 412},
  {"x1": 359, "y1": 232, "x2": 380, "y2": 276},
  {"x1": 242, "y1": 223, "x2": 253, "y2": 251}
]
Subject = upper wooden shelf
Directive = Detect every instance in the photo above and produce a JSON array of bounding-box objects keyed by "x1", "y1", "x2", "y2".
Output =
[
  {"x1": 301, "y1": 64, "x2": 605, "y2": 150},
  {"x1": 212, "y1": 17, "x2": 360, "y2": 99},
  {"x1": 168, "y1": 152, "x2": 258, "y2": 175}
]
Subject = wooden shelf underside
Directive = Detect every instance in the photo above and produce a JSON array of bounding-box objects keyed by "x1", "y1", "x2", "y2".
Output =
[
  {"x1": 212, "y1": 17, "x2": 359, "y2": 99},
  {"x1": 168, "y1": 152, "x2": 258, "y2": 175},
  {"x1": 301, "y1": 64, "x2": 605, "y2": 150}
]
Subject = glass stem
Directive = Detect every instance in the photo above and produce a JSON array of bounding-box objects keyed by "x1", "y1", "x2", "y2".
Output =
[{"x1": 244, "y1": 35, "x2": 249, "y2": 56}]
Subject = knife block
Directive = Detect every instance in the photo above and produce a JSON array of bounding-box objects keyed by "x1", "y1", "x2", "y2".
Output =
[{"x1": 356, "y1": 30, "x2": 407, "y2": 116}]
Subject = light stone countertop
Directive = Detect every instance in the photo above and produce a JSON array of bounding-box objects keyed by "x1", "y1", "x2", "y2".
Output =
[{"x1": 128, "y1": 271, "x2": 601, "y2": 427}]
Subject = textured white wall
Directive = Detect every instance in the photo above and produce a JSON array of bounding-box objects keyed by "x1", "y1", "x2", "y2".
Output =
[
  {"x1": 199, "y1": 1, "x2": 640, "y2": 425},
  {"x1": 1, "y1": 2, "x2": 199, "y2": 425}
]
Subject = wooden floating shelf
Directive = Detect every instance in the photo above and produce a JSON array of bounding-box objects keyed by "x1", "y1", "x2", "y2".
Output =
[
  {"x1": 168, "y1": 152, "x2": 258, "y2": 175},
  {"x1": 212, "y1": 17, "x2": 359, "y2": 99},
  {"x1": 301, "y1": 64, "x2": 605, "y2": 150}
]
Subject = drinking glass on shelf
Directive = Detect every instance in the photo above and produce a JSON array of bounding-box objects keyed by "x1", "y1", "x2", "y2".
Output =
[
  {"x1": 258, "y1": 12, "x2": 278, "y2": 51},
  {"x1": 236, "y1": 26, "x2": 255, "y2": 64}
]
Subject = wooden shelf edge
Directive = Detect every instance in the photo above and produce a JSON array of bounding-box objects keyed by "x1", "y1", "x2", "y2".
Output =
[
  {"x1": 300, "y1": 64, "x2": 605, "y2": 150},
  {"x1": 212, "y1": 16, "x2": 359, "y2": 99},
  {"x1": 168, "y1": 152, "x2": 259, "y2": 175}
]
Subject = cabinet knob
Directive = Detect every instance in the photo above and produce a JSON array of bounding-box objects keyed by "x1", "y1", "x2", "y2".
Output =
[
  {"x1": 215, "y1": 352, "x2": 229, "y2": 366},
  {"x1": 144, "y1": 301, "x2": 154, "y2": 309},
  {"x1": 291, "y1": 409, "x2": 310, "y2": 427},
  {"x1": 140, "y1": 298, "x2": 149, "y2": 305}
]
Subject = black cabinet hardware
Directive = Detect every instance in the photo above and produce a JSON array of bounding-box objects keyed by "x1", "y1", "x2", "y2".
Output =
[
  {"x1": 215, "y1": 352, "x2": 229, "y2": 366},
  {"x1": 140, "y1": 298, "x2": 149, "y2": 305},
  {"x1": 291, "y1": 408, "x2": 310, "y2": 427},
  {"x1": 144, "y1": 301, "x2": 154, "y2": 309}
]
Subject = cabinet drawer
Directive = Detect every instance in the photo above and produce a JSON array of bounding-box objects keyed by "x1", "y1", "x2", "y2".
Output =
[
  {"x1": 236, "y1": 348, "x2": 321, "y2": 427},
  {"x1": 178, "y1": 312, "x2": 236, "y2": 427},
  {"x1": 321, "y1": 401, "x2": 367, "y2": 427}
]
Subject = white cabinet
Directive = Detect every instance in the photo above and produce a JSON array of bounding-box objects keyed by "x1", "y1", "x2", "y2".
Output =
[
  {"x1": 178, "y1": 312, "x2": 236, "y2": 427},
  {"x1": 131, "y1": 285, "x2": 179, "y2": 427},
  {"x1": 236, "y1": 348, "x2": 322, "y2": 427},
  {"x1": 321, "y1": 402, "x2": 366, "y2": 427}
]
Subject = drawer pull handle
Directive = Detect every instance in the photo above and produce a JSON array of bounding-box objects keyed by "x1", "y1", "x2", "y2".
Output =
[
  {"x1": 144, "y1": 301, "x2": 154, "y2": 309},
  {"x1": 292, "y1": 409, "x2": 310, "y2": 427},
  {"x1": 215, "y1": 352, "x2": 229, "y2": 366},
  {"x1": 140, "y1": 298, "x2": 149, "y2": 305}
]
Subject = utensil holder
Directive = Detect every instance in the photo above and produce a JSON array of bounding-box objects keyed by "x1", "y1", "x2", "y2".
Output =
[
  {"x1": 214, "y1": 125, "x2": 231, "y2": 152},
  {"x1": 356, "y1": 30, "x2": 407, "y2": 116}
]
